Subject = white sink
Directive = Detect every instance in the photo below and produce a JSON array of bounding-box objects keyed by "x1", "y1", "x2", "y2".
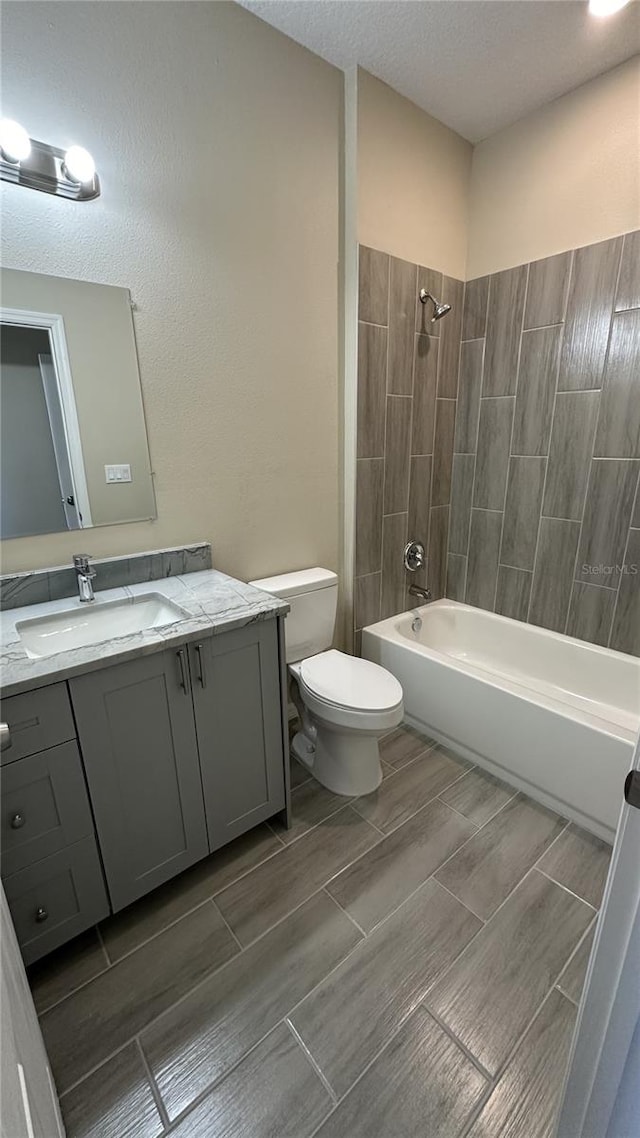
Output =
[{"x1": 16, "y1": 594, "x2": 189, "y2": 659}]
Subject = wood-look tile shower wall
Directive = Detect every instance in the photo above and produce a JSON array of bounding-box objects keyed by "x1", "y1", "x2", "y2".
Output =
[
  {"x1": 354, "y1": 248, "x2": 463, "y2": 649},
  {"x1": 355, "y1": 232, "x2": 640, "y2": 656}
]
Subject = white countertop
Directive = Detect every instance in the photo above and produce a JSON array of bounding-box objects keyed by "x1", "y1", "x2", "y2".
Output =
[{"x1": 0, "y1": 570, "x2": 287, "y2": 697}]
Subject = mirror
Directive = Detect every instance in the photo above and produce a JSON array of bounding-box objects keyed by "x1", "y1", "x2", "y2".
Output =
[{"x1": 0, "y1": 268, "x2": 156, "y2": 539}]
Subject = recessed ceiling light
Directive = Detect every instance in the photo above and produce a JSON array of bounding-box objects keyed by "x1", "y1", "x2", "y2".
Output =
[
  {"x1": 589, "y1": 0, "x2": 631, "y2": 16},
  {"x1": 0, "y1": 118, "x2": 31, "y2": 163}
]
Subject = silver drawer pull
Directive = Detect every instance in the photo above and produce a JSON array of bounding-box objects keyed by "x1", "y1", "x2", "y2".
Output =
[
  {"x1": 176, "y1": 649, "x2": 189, "y2": 693},
  {"x1": 0, "y1": 723, "x2": 11, "y2": 752},
  {"x1": 10, "y1": 813, "x2": 25, "y2": 830},
  {"x1": 195, "y1": 644, "x2": 207, "y2": 688},
  {"x1": 35, "y1": 907, "x2": 48, "y2": 923}
]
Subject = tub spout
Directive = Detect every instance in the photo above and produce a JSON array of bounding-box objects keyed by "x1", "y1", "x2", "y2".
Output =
[{"x1": 409, "y1": 584, "x2": 432, "y2": 602}]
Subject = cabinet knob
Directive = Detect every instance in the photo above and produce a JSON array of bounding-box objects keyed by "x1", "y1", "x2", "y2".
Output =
[
  {"x1": 35, "y1": 907, "x2": 48, "y2": 923},
  {"x1": 0, "y1": 723, "x2": 11, "y2": 752},
  {"x1": 10, "y1": 812, "x2": 25, "y2": 830}
]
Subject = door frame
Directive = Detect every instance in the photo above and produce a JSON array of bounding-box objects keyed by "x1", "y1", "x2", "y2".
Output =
[
  {"x1": 1, "y1": 305, "x2": 93, "y2": 527},
  {"x1": 556, "y1": 734, "x2": 640, "y2": 1136}
]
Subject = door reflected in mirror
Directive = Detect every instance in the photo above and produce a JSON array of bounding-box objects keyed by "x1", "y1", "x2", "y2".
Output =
[{"x1": 0, "y1": 268, "x2": 156, "y2": 540}]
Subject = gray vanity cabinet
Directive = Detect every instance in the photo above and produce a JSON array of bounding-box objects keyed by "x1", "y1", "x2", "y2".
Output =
[
  {"x1": 190, "y1": 621, "x2": 285, "y2": 849},
  {"x1": 69, "y1": 649, "x2": 209, "y2": 912}
]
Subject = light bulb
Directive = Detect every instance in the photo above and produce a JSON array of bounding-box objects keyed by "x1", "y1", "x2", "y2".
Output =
[
  {"x1": 0, "y1": 119, "x2": 31, "y2": 163},
  {"x1": 589, "y1": 0, "x2": 631, "y2": 15},
  {"x1": 63, "y1": 145, "x2": 96, "y2": 184}
]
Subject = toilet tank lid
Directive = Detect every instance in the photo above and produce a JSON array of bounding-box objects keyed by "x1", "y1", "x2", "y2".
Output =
[{"x1": 249, "y1": 567, "x2": 337, "y2": 598}]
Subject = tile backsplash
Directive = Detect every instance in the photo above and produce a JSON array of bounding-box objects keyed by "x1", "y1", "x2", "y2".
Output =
[
  {"x1": 355, "y1": 232, "x2": 640, "y2": 657},
  {"x1": 0, "y1": 543, "x2": 212, "y2": 610}
]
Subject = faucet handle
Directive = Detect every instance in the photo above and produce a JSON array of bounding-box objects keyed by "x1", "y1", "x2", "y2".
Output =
[{"x1": 73, "y1": 554, "x2": 95, "y2": 576}]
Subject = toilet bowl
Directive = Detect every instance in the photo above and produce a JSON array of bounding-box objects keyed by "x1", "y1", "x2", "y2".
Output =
[
  {"x1": 248, "y1": 569, "x2": 404, "y2": 796},
  {"x1": 289, "y1": 650, "x2": 403, "y2": 795}
]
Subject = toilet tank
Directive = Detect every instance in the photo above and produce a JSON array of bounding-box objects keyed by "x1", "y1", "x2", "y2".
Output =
[{"x1": 248, "y1": 568, "x2": 338, "y2": 663}]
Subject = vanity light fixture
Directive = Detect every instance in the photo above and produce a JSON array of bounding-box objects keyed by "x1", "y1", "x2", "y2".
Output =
[
  {"x1": 62, "y1": 145, "x2": 96, "y2": 185},
  {"x1": 588, "y1": 0, "x2": 631, "y2": 15},
  {"x1": 0, "y1": 122, "x2": 100, "y2": 201},
  {"x1": 0, "y1": 119, "x2": 31, "y2": 163}
]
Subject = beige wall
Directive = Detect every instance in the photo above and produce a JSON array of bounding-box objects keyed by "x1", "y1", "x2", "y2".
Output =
[
  {"x1": 468, "y1": 57, "x2": 640, "y2": 279},
  {"x1": 357, "y1": 70, "x2": 472, "y2": 279},
  {"x1": 0, "y1": 1, "x2": 341, "y2": 578},
  {"x1": 2, "y1": 269, "x2": 156, "y2": 527}
]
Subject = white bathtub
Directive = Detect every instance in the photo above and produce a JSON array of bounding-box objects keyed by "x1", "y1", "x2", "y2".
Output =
[{"x1": 362, "y1": 600, "x2": 640, "y2": 842}]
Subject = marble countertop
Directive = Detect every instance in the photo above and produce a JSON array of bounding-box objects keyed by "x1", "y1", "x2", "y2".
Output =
[{"x1": 0, "y1": 570, "x2": 288, "y2": 697}]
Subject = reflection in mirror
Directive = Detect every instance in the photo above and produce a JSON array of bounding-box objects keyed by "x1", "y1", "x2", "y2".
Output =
[
  {"x1": 0, "y1": 269, "x2": 156, "y2": 540},
  {"x1": 1, "y1": 322, "x2": 90, "y2": 537}
]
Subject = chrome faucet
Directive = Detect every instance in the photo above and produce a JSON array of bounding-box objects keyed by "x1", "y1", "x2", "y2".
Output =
[
  {"x1": 408, "y1": 583, "x2": 432, "y2": 603},
  {"x1": 73, "y1": 554, "x2": 96, "y2": 603}
]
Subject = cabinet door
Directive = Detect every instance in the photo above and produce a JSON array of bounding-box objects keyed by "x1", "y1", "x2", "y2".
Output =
[
  {"x1": 1, "y1": 887, "x2": 65, "y2": 1138},
  {"x1": 191, "y1": 620, "x2": 286, "y2": 851},
  {"x1": 1, "y1": 741, "x2": 94, "y2": 876},
  {"x1": 69, "y1": 649, "x2": 208, "y2": 911}
]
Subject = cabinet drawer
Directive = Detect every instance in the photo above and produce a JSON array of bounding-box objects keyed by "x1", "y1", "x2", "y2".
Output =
[
  {"x1": 1, "y1": 741, "x2": 94, "y2": 876},
  {"x1": 3, "y1": 838, "x2": 109, "y2": 965},
  {"x1": 1, "y1": 683, "x2": 76, "y2": 764}
]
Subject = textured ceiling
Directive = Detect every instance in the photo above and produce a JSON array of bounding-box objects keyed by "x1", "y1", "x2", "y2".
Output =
[{"x1": 238, "y1": 0, "x2": 640, "y2": 141}]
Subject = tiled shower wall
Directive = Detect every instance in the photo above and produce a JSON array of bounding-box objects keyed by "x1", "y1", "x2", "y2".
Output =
[
  {"x1": 448, "y1": 231, "x2": 640, "y2": 657},
  {"x1": 354, "y1": 232, "x2": 640, "y2": 657},
  {"x1": 354, "y1": 247, "x2": 463, "y2": 648}
]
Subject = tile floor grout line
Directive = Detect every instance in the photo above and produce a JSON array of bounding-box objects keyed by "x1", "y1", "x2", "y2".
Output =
[
  {"x1": 135, "y1": 1035, "x2": 171, "y2": 1132},
  {"x1": 33, "y1": 950, "x2": 112, "y2": 1019},
  {"x1": 422, "y1": 1004, "x2": 494, "y2": 1082},
  {"x1": 554, "y1": 983, "x2": 579, "y2": 1008},
  {"x1": 432, "y1": 877, "x2": 487, "y2": 924},
  {"x1": 417, "y1": 860, "x2": 581, "y2": 1021},
  {"x1": 458, "y1": 978, "x2": 585, "y2": 1138},
  {"x1": 278, "y1": 800, "x2": 359, "y2": 847},
  {"x1": 528, "y1": 817, "x2": 571, "y2": 867},
  {"x1": 554, "y1": 914, "x2": 598, "y2": 1009},
  {"x1": 158, "y1": 1017, "x2": 310, "y2": 1134},
  {"x1": 488, "y1": 953, "x2": 587, "y2": 1089},
  {"x1": 265, "y1": 818, "x2": 288, "y2": 845},
  {"x1": 303, "y1": 986, "x2": 482, "y2": 1138},
  {"x1": 95, "y1": 923, "x2": 112, "y2": 968},
  {"x1": 441, "y1": 785, "x2": 519, "y2": 830},
  {"x1": 97, "y1": 896, "x2": 234, "y2": 972},
  {"x1": 533, "y1": 866, "x2": 598, "y2": 912},
  {"x1": 321, "y1": 887, "x2": 367, "y2": 938},
  {"x1": 435, "y1": 794, "x2": 482, "y2": 828},
  {"x1": 304, "y1": 939, "x2": 498, "y2": 1138},
  {"x1": 423, "y1": 787, "x2": 527, "y2": 882},
  {"x1": 209, "y1": 896, "x2": 244, "y2": 953},
  {"x1": 458, "y1": 1080, "x2": 499, "y2": 1138},
  {"x1": 285, "y1": 1018, "x2": 339, "y2": 1105},
  {"x1": 57, "y1": 1037, "x2": 134, "y2": 1101},
  {"x1": 350, "y1": 760, "x2": 480, "y2": 843}
]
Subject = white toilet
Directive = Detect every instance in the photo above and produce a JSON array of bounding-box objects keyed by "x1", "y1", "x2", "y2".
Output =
[{"x1": 249, "y1": 568, "x2": 403, "y2": 796}]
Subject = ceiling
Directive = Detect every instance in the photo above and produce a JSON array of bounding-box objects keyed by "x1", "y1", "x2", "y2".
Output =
[{"x1": 238, "y1": 0, "x2": 640, "y2": 141}]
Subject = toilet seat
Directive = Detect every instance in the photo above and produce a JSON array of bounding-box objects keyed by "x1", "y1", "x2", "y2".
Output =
[
  {"x1": 290, "y1": 650, "x2": 403, "y2": 733},
  {"x1": 299, "y1": 650, "x2": 402, "y2": 713}
]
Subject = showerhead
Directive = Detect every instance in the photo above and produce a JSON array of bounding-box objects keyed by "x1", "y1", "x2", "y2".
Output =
[{"x1": 419, "y1": 289, "x2": 452, "y2": 321}]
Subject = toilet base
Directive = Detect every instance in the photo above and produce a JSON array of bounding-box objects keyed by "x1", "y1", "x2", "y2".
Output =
[{"x1": 291, "y1": 725, "x2": 383, "y2": 797}]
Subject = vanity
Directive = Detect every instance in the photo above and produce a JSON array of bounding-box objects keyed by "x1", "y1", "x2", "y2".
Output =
[{"x1": 0, "y1": 551, "x2": 290, "y2": 965}]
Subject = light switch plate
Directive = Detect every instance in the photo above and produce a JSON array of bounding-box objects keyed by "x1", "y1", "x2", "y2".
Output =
[{"x1": 105, "y1": 464, "x2": 132, "y2": 483}]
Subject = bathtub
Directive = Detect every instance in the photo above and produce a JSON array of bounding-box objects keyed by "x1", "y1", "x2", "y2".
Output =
[{"x1": 362, "y1": 600, "x2": 640, "y2": 842}]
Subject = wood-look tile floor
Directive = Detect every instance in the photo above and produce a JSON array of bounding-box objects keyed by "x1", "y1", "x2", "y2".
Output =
[{"x1": 28, "y1": 724, "x2": 611, "y2": 1138}]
